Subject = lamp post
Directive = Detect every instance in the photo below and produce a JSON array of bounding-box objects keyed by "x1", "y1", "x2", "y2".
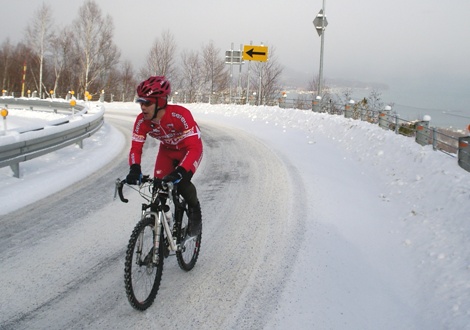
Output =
[
  {"x1": 319, "y1": 0, "x2": 325, "y2": 98},
  {"x1": 313, "y1": 0, "x2": 328, "y2": 99}
]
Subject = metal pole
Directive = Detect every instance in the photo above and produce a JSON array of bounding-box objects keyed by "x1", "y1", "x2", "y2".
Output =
[
  {"x1": 258, "y1": 42, "x2": 263, "y2": 105},
  {"x1": 258, "y1": 66, "x2": 262, "y2": 106},
  {"x1": 21, "y1": 61, "x2": 27, "y2": 98},
  {"x1": 238, "y1": 44, "x2": 243, "y2": 103},
  {"x1": 230, "y1": 43, "x2": 234, "y2": 103},
  {"x1": 318, "y1": 0, "x2": 326, "y2": 98},
  {"x1": 246, "y1": 62, "x2": 251, "y2": 104},
  {"x1": 246, "y1": 41, "x2": 252, "y2": 104}
]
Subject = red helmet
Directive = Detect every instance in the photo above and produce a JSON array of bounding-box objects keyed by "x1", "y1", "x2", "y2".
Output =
[{"x1": 136, "y1": 76, "x2": 171, "y2": 101}]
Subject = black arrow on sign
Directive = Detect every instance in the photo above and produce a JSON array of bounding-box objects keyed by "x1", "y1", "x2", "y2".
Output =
[{"x1": 246, "y1": 48, "x2": 266, "y2": 58}]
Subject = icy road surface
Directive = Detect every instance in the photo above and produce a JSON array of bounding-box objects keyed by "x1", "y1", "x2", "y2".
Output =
[
  {"x1": 1, "y1": 108, "x2": 305, "y2": 329},
  {"x1": 1, "y1": 103, "x2": 468, "y2": 329}
]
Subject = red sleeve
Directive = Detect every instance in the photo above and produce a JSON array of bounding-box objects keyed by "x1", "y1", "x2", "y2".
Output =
[
  {"x1": 170, "y1": 106, "x2": 203, "y2": 173},
  {"x1": 129, "y1": 113, "x2": 148, "y2": 166},
  {"x1": 178, "y1": 126, "x2": 203, "y2": 172}
]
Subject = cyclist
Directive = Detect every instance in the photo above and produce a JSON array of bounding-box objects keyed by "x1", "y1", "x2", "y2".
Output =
[{"x1": 126, "y1": 76, "x2": 203, "y2": 237}]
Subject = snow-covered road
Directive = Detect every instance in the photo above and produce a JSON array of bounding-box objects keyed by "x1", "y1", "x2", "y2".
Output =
[
  {"x1": 1, "y1": 103, "x2": 469, "y2": 329},
  {"x1": 1, "y1": 108, "x2": 305, "y2": 329}
]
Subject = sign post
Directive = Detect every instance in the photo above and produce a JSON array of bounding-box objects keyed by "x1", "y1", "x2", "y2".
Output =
[
  {"x1": 243, "y1": 44, "x2": 269, "y2": 105},
  {"x1": 1, "y1": 108, "x2": 8, "y2": 135},
  {"x1": 225, "y1": 44, "x2": 243, "y2": 103},
  {"x1": 313, "y1": 0, "x2": 328, "y2": 105}
]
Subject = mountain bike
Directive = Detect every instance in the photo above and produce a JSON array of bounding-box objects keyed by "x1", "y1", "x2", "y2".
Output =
[{"x1": 114, "y1": 175, "x2": 202, "y2": 311}]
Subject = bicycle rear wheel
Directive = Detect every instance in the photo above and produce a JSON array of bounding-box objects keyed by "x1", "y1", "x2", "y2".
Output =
[
  {"x1": 124, "y1": 216, "x2": 164, "y2": 310},
  {"x1": 175, "y1": 207, "x2": 201, "y2": 271}
]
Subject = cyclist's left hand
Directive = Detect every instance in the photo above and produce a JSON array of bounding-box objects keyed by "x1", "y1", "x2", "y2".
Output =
[{"x1": 162, "y1": 166, "x2": 186, "y2": 184}]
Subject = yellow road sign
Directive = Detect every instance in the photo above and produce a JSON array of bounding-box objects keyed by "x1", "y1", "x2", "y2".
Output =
[{"x1": 243, "y1": 45, "x2": 268, "y2": 62}]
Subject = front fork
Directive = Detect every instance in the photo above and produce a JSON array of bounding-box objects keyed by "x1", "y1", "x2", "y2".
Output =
[
  {"x1": 135, "y1": 211, "x2": 161, "y2": 265},
  {"x1": 139, "y1": 210, "x2": 179, "y2": 265},
  {"x1": 151, "y1": 211, "x2": 163, "y2": 264}
]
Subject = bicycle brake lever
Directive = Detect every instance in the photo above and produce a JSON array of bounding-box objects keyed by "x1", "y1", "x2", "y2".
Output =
[
  {"x1": 114, "y1": 179, "x2": 119, "y2": 200},
  {"x1": 115, "y1": 178, "x2": 129, "y2": 203}
]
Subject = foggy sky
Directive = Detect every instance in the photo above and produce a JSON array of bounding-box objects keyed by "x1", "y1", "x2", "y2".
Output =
[{"x1": 1, "y1": 0, "x2": 469, "y2": 113}]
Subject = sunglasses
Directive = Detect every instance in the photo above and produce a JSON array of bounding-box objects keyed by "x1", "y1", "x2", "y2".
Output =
[{"x1": 136, "y1": 98, "x2": 155, "y2": 106}]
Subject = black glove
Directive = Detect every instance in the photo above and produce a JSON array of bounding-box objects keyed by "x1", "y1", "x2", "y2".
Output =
[
  {"x1": 126, "y1": 164, "x2": 142, "y2": 185},
  {"x1": 162, "y1": 166, "x2": 187, "y2": 184}
]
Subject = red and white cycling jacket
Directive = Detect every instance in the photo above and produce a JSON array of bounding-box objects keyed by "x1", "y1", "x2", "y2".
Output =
[{"x1": 129, "y1": 104, "x2": 203, "y2": 174}]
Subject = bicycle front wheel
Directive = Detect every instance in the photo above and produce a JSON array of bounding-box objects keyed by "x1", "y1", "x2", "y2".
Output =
[
  {"x1": 124, "y1": 216, "x2": 164, "y2": 311},
  {"x1": 175, "y1": 207, "x2": 201, "y2": 271}
]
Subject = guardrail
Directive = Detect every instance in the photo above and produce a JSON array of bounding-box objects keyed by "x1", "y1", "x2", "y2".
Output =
[
  {"x1": 304, "y1": 99, "x2": 470, "y2": 173},
  {"x1": 0, "y1": 98, "x2": 104, "y2": 178},
  {"x1": 375, "y1": 111, "x2": 470, "y2": 172}
]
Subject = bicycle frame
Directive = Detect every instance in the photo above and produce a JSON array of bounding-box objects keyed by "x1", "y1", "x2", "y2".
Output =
[
  {"x1": 118, "y1": 175, "x2": 201, "y2": 310},
  {"x1": 115, "y1": 177, "x2": 184, "y2": 262}
]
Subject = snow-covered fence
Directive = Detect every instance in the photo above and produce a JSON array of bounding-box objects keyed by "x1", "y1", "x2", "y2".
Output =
[
  {"x1": 280, "y1": 97, "x2": 470, "y2": 172},
  {"x1": 0, "y1": 98, "x2": 104, "y2": 178},
  {"x1": 457, "y1": 137, "x2": 470, "y2": 172},
  {"x1": 376, "y1": 109, "x2": 469, "y2": 172},
  {"x1": 281, "y1": 96, "x2": 470, "y2": 172}
]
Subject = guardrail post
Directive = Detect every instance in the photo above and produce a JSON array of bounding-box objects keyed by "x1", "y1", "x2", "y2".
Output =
[
  {"x1": 394, "y1": 115, "x2": 400, "y2": 134},
  {"x1": 360, "y1": 104, "x2": 367, "y2": 121},
  {"x1": 379, "y1": 105, "x2": 392, "y2": 130},
  {"x1": 312, "y1": 96, "x2": 321, "y2": 112},
  {"x1": 10, "y1": 163, "x2": 20, "y2": 178},
  {"x1": 458, "y1": 136, "x2": 470, "y2": 172},
  {"x1": 344, "y1": 99, "x2": 354, "y2": 119},
  {"x1": 431, "y1": 127, "x2": 438, "y2": 150},
  {"x1": 415, "y1": 119, "x2": 430, "y2": 146}
]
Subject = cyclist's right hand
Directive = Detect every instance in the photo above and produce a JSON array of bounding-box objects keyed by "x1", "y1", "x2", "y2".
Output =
[{"x1": 126, "y1": 164, "x2": 142, "y2": 185}]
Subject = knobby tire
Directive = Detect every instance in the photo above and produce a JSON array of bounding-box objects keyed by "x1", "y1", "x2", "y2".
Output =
[
  {"x1": 175, "y1": 206, "x2": 202, "y2": 271},
  {"x1": 124, "y1": 216, "x2": 164, "y2": 311}
]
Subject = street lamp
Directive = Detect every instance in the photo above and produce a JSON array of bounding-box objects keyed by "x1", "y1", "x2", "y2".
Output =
[{"x1": 313, "y1": 0, "x2": 328, "y2": 99}]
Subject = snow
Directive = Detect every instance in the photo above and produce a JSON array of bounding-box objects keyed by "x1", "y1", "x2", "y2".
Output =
[{"x1": 1, "y1": 102, "x2": 469, "y2": 328}]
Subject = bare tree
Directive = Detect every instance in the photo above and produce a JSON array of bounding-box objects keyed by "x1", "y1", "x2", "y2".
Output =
[
  {"x1": 117, "y1": 60, "x2": 138, "y2": 101},
  {"x1": 308, "y1": 74, "x2": 325, "y2": 95},
  {"x1": 250, "y1": 46, "x2": 283, "y2": 105},
  {"x1": 367, "y1": 89, "x2": 385, "y2": 113},
  {"x1": 25, "y1": 3, "x2": 54, "y2": 98},
  {"x1": 340, "y1": 88, "x2": 354, "y2": 102},
  {"x1": 0, "y1": 39, "x2": 13, "y2": 91},
  {"x1": 73, "y1": 0, "x2": 120, "y2": 97},
  {"x1": 49, "y1": 26, "x2": 74, "y2": 96},
  {"x1": 201, "y1": 41, "x2": 229, "y2": 99},
  {"x1": 180, "y1": 50, "x2": 201, "y2": 102},
  {"x1": 141, "y1": 30, "x2": 177, "y2": 81},
  {"x1": 0, "y1": 41, "x2": 34, "y2": 96}
]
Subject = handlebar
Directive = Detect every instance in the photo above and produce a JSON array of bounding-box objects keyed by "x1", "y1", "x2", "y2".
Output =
[{"x1": 114, "y1": 176, "x2": 175, "y2": 203}]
